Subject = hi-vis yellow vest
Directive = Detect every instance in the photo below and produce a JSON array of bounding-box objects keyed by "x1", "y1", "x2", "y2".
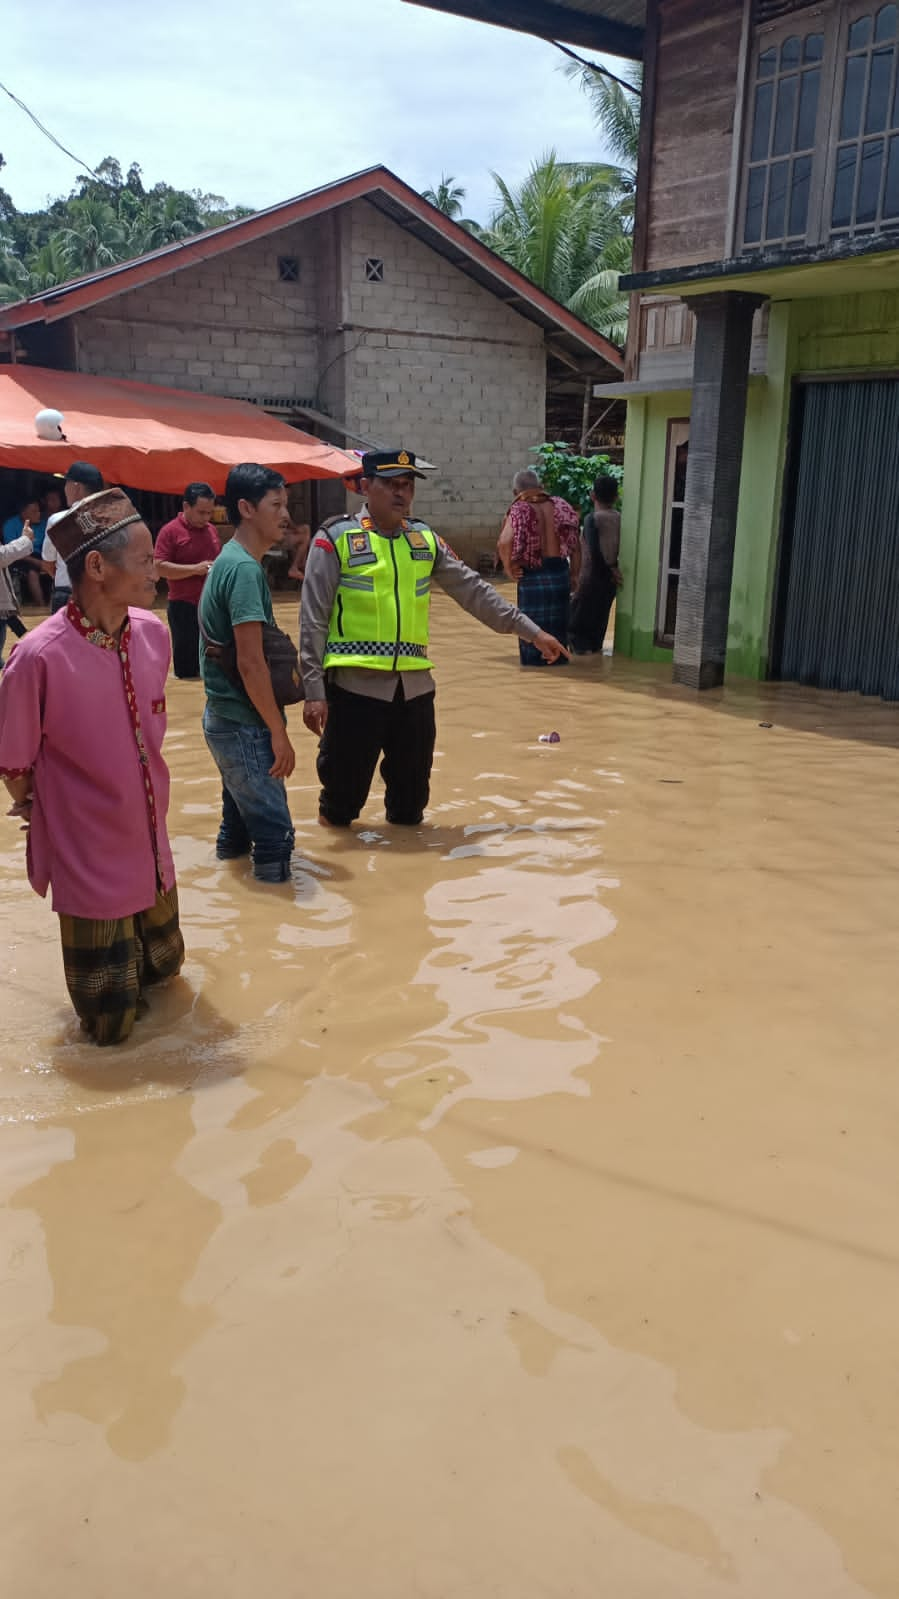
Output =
[{"x1": 322, "y1": 515, "x2": 438, "y2": 672}]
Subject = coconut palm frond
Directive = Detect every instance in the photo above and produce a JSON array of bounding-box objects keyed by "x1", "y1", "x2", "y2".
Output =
[
  {"x1": 422, "y1": 174, "x2": 468, "y2": 219},
  {"x1": 483, "y1": 154, "x2": 633, "y2": 339},
  {"x1": 57, "y1": 197, "x2": 125, "y2": 275},
  {"x1": 562, "y1": 58, "x2": 642, "y2": 181}
]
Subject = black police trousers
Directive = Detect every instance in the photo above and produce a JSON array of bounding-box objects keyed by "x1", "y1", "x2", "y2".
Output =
[
  {"x1": 317, "y1": 682, "x2": 436, "y2": 827},
  {"x1": 167, "y1": 599, "x2": 201, "y2": 679}
]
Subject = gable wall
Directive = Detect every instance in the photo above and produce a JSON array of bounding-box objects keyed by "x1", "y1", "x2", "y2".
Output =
[
  {"x1": 69, "y1": 197, "x2": 551, "y2": 555},
  {"x1": 73, "y1": 218, "x2": 325, "y2": 401},
  {"x1": 343, "y1": 200, "x2": 546, "y2": 553}
]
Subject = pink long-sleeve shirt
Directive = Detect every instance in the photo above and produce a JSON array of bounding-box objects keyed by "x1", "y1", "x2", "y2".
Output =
[{"x1": 0, "y1": 605, "x2": 175, "y2": 919}]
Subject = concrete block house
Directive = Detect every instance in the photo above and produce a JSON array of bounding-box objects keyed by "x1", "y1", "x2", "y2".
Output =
[
  {"x1": 0, "y1": 168, "x2": 621, "y2": 562},
  {"x1": 417, "y1": 0, "x2": 899, "y2": 697}
]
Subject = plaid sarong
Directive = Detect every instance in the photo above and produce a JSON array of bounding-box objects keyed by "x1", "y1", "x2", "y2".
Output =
[
  {"x1": 58, "y1": 886, "x2": 184, "y2": 1046},
  {"x1": 517, "y1": 557, "x2": 570, "y2": 667}
]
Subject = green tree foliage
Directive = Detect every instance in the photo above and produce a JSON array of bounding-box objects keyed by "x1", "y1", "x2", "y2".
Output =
[
  {"x1": 421, "y1": 174, "x2": 483, "y2": 235},
  {"x1": 531, "y1": 441, "x2": 623, "y2": 518},
  {"x1": 479, "y1": 64, "x2": 642, "y2": 344},
  {"x1": 0, "y1": 155, "x2": 252, "y2": 304},
  {"x1": 0, "y1": 153, "x2": 16, "y2": 227},
  {"x1": 57, "y1": 196, "x2": 126, "y2": 274},
  {"x1": 562, "y1": 61, "x2": 642, "y2": 183},
  {"x1": 479, "y1": 152, "x2": 632, "y2": 343},
  {"x1": 422, "y1": 173, "x2": 467, "y2": 219}
]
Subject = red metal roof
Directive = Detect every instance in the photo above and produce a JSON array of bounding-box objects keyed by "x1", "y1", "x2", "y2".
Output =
[{"x1": 0, "y1": 167, "x2": 622, "y2": 372}]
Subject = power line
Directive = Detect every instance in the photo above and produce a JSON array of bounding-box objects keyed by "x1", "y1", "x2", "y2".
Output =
[
  {"x1": 551, "y1": 40, "x2": 639, "y2": 95},
  {"x1": 0, "y1": 78, "x2": 100, "y2": 184}
]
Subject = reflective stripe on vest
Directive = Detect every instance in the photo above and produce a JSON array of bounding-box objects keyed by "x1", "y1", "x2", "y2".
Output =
[{"x1": 323, "y1": 520, "x2": 438, "y2": 673}]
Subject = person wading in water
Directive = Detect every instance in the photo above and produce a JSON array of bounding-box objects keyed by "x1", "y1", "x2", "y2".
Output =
[{"x1": 497, "y1": 470, "x2": 580, "y2": 666}]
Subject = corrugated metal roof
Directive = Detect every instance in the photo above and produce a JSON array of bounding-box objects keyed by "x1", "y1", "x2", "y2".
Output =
[
  {"x1": 403, "y1": 0, "x2": 645, "y2": 56},
  {"x1": 544, "y1": 0, "x2": 645, "y2": 26}
]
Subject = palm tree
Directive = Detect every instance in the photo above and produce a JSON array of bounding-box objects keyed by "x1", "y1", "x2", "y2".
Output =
[
  {"x1": 127, "y1": 190, "x2": 200, "y2": 255},
  {"x1": 480, "y1": 153, "x2": 631, "y2": 341},
  {"x1": 0, "y1": 235, "x2": 71, "y2": 304},
  {"x1": 0, "y1": 251, "x2": 31, "y2": 304},
  {"x1": 57, "y1": 197, "x2": 125, "y2": 275},
  {"x1": 422, "y1": 174, "x2": 467, "y2": 219},
  {"x1": 563, "y1": 61, "x2": 642, "y2": 191},
  {"x1": 566, "y1": 229, "x2": 632, "y2": 345}
]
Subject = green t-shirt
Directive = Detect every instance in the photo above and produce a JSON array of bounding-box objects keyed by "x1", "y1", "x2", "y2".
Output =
[{"x1": 199, "y1": 538, "x2": 274, "y2": 726}]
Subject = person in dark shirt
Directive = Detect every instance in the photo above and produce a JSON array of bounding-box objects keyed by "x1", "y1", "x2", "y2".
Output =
[{"x1": 570, "y1": 475, "x2": 622, "y2": 656}]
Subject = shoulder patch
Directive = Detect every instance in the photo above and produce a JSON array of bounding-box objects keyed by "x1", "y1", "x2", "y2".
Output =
[
  {"x1": 313, "y1": 536, "x2": 339, "y2": 554},
  {"x1": 404, "y1": 525, "x2": 431, "y2": 551}
]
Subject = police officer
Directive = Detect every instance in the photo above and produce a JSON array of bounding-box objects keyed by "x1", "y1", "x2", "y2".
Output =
[{"x1": 300, "y1": 449, "x2": 568, "y2": 828}]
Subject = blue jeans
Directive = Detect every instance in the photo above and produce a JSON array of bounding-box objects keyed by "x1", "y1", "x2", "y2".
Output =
[{"x1": 202, "y1": 707, "x2": 294, "y2": 883}]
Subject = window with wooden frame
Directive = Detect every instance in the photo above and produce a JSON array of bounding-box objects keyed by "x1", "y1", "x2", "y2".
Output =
[
  {"x1": 831, "y1": 4, "x2": 899, "y2": 235},
  {"x1": 656, "y1": 421, "x2": 689, "y2": 647},
  {"x1": 742, "y1": 20, "x2": 825, "y2": 249},
  {"x1": 739, "y1": 1, "x2": 899, "y2": 250}
]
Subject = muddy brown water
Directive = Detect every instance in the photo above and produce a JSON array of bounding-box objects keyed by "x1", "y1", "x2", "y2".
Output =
[{"x1": 2, "y1": 594, "x2": 899, "y2": 1597}]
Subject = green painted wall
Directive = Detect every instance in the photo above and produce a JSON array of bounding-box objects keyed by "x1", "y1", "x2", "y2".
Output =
[
  {"x1": 615, "y1": 390, "x2": 690, "y2": 664},
  {"x1": 794, "y1": 287, "x2": 899, "y2": 371},
  {"x1": 616, "y1": 270, "x2": 899, "y2": 680},
  {"x1": 727, "y1": 300, "x2": 797, "y2": 679}
]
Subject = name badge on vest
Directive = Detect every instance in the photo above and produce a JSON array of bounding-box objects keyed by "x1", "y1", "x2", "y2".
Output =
[
  {"x1": 347, "y1": 529, "x2": 377, "y2": 567},
  {"x1": 404, "y1": 526, "x2": 433, "y2": 560}
]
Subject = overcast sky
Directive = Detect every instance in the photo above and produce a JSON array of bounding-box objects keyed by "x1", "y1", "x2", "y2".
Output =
[{"x1": 1, "y1": 0, "x2": 617, "y2": 224}]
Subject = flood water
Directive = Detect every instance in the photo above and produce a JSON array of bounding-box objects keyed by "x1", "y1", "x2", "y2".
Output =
[{"x1": 3, "y1": 593, "x2": 899, "y2": 1597}]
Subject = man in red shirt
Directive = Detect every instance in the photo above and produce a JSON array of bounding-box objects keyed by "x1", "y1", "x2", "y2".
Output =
[{"x1": 154, "y1": 482, "x2": 221, "y2": 678}]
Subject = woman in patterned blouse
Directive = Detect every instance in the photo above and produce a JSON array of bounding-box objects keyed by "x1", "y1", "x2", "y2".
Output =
[{"x1": 497, "y1": 470, "x2": 580, "y2": 666}]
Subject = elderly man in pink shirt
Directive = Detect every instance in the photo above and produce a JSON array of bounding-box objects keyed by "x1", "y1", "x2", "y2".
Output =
[{"x1": 0, "y1": 487, "x2": 184, "y2": 1045}]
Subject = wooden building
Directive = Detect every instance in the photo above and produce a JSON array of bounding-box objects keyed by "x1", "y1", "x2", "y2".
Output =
[{"x1": 414, "y1": 0, "x2": 899, "y2": 697}]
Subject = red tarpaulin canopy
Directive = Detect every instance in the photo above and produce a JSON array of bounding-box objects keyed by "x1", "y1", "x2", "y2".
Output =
[{"x1": 0, "y1": 365, "x2": 361, "y2": 492}]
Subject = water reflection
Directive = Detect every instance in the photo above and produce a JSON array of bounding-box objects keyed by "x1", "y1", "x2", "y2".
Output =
[
  {"x1": 2, "y1": 600, "x2": 899, "y2": 1593},
  {"x1": 12, "y1": 1094, "x2": 220, "y2": 1460}
]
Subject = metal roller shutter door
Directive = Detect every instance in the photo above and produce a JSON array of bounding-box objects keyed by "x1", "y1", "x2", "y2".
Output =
[{"x1": 774, "y1": 378, "x2": 899, "y2": 698}]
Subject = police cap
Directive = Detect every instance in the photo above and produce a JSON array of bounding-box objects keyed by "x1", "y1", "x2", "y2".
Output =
[{"x1": 360, "y1": 448, "x2": 426, "y2": 480}]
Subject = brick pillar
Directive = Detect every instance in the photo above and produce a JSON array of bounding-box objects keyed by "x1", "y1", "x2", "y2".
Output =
[{"x1": 673, "y1": 292, "x2": 766, "y2": 690}]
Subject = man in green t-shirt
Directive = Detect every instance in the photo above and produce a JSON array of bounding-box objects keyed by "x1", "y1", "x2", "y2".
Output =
[{"x1": 199, "y1": 464, "x2": 296, "y2": 883}]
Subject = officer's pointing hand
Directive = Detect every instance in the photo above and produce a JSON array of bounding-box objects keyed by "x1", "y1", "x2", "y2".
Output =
[
  {"x1": 303, "y1": 700, "x2": 329, "y2": 737},
  {"x1": 533, "y1": 630, "x2": 570, "y2": 664}
]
